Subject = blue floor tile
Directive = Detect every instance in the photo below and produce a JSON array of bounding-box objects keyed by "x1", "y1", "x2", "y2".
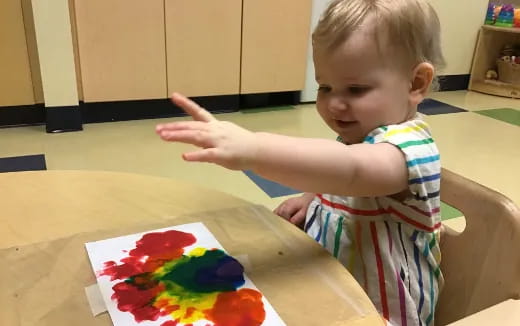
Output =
[
  {"x1": 243, "y1": 170, "x2": 302, "y2": 198},
  {"x1": 419, "y1": 99, "x2": 467, "y2": 115},
  {"x1": 0, "y1": 154, "x2": 47, "y2": 173}
]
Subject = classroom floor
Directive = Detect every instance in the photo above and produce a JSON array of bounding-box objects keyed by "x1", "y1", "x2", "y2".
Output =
[{"x1": 1, "y1": 90, "x2": 519, "y2": 231}]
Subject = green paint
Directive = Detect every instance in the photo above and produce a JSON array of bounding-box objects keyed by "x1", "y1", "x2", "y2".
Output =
[
  {"x1": 440, "y1": 202, "x2": 463, "y2": 221},
  {"x1": 241, "y1": 106, "x2": 295, "y2": 114},
  {"x1": 475, "y1": 108, "x2": 520, "y2": 127}
]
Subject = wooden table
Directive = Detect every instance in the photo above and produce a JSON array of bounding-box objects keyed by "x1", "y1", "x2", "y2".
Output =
[{"x1": 0, "y1": 170, "x2": 382, "y2": 325}]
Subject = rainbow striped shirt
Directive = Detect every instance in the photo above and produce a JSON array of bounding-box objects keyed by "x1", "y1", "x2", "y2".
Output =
[{"x1": 304, "y1": 117, "x2": 442, "y2": 326}]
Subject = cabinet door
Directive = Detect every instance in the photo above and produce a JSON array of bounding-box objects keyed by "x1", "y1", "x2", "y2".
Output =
[
  {"x1": 165, "y1": 0, "x2": 242, "y2": 97},
  {"x1": 0, "y1": 0, "x2": 35, "y2": 107},
  {"x1": 241, "y1": 0, "x2": 312, "y2": 94},
  {"x1": 74, "y1": 0, "x2": 167, "y2": 102}
]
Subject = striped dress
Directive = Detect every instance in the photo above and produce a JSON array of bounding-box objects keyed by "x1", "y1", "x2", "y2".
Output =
[{"x1": 304, "y1": 117, "x2": 442, "y2": 326}]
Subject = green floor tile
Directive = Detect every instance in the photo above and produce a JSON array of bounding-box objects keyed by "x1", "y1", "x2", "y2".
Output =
[
  {"x1": 441, "y1": 202, "x2": 463, "y2": 221},
  {"x1": 475, "y1": 108, "x2": 520, "y2": 127},
  {"x1": 241, "y1": 106, "x2": 295, "y2": 114}
]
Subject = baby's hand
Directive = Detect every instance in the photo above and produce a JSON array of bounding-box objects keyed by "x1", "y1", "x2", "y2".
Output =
[
  {"x1": 156, "y1": 93, "x2": 259, "y2": 171},
  {"x1": 274, "y1": 193, "x2": 315, "y2": 228}
]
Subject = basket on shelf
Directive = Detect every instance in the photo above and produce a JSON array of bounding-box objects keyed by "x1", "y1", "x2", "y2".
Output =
[{"x1": 497, "y1": 59, "x2": 520, "y2": 84}]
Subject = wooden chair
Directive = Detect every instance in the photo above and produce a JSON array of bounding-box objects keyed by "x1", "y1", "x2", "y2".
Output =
[{"x1": 436, "y1": 168, "x2": 520, "y2": 325}]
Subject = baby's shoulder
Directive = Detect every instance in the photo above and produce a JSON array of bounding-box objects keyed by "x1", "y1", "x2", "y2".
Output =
[{"x1": 365, "y1": 117, "x2": 434, "y2": 146}]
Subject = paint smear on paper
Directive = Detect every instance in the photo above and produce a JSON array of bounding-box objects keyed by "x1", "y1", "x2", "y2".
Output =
[{"x1": 98, "y1": 230, "x2": 265, "y2": 326}]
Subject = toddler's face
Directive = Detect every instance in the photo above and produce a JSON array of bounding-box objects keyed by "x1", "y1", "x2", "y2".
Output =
[{"x1": 314, "y1": 29, "x2": 415, "y2": 144}]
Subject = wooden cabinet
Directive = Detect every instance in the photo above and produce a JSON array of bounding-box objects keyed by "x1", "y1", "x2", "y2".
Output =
[
  {"x1": 74, "y1": 0, "x2": 167, "y2": 102},
  {"x1": 469, "y1": 25, "x2": 520, "y2": 98},
  {"x1": 0, "y1": 0, "x2": 36, "y2": 107},
  {"x1": 165, "y1": 0, "x2": 242, "y2": 97},
  {"x1": 241, "y1": 0, "x2": 312, "y2": 94},
  {"x1": 72, "y1": 0, "x2": 312, "y2": 103}
]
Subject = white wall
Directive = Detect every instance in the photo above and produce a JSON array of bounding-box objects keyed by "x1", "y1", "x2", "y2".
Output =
[
  {"x1": 429, "y1": 0, "x2": 489, "y2": 75},
  {"x1": 301, "y1": 0, "x2": 330, "y2": 102},
  {"x1": 301, "y1": 0, "x2": 490, "y2": 102}
]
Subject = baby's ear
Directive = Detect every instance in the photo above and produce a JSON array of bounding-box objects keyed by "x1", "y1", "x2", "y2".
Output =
[{"x1": 409, "y1": 62, "x2": 434, "y2": 106}]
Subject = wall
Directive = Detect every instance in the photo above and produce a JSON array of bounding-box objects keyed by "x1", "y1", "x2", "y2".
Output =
[
  {"x1": 429, "y1": 0, "x2": 489, "y2": 75},
  {"x1": 31, "y1": 0, "x2": 78, "y2": 107}
]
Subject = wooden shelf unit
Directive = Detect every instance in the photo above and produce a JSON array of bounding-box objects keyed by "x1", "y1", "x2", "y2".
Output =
[{"x1": 469, "y1": 25, "x2": 520, "y2": 98}]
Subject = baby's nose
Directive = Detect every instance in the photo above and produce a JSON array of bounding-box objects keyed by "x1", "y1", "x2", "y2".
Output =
[{"x1": 328, "y1": 96, "x2": 348, "y2": 112}]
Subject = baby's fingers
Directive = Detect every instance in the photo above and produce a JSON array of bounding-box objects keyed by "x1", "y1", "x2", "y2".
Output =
[
  {"x1": 182, "y1": 148, "x2": 219, "y2": 163},
  {"x1": 158, "y1": 129, "x2": 212, "y2": 148},
  {"x1": 171, "y1": 93, "x2": 216, "y2": 122},
  {"x1": 156, "y1": 121, "x2": 209, "y2": 135},
  {"x1": 289, "y1": 210, "x2": 306, "y2": 229}
]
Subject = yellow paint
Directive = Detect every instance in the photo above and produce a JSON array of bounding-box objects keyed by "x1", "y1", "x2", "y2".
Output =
[
  {"x1": 189, "y1": 247, "x2": 207, "y2": 257},
  {"x1": 154, "y1": 285, "x2": 218, "y2": 324}
]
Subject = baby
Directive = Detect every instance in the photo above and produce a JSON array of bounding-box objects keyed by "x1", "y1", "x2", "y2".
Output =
[{"x1": 156, "y1": 1, "x2": 445, "y2": 325}]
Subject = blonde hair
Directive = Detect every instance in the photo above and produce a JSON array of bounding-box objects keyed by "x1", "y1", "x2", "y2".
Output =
[{"x1": 313, "y1": 0, "x2": 445, "y2": 76}]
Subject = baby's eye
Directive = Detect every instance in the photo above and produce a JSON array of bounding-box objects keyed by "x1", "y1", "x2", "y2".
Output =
[
  {"x1": 317, "y1": 86, "x2": 332, "y2": 93},
  {"x1": 348, "y1": 86, "x2": 370, "y2": 95}
]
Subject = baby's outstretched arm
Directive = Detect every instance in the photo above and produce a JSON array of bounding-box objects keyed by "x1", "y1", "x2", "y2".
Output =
[{"x1": 156, "y1": 93, "x2": 409, "y2": 197}]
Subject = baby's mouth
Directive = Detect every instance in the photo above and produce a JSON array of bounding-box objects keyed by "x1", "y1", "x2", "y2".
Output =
[{"x1": 334, "y1": 119, "x2": 358, "y2": 128}]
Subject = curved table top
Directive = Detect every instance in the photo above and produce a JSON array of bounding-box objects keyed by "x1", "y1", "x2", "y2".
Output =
[{"x1": 0, "y1": 170, "x2": 382, "y2": 326}]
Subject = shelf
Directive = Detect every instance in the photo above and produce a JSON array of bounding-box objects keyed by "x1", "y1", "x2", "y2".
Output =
[
  {"x1": 470, "y1": 79, "x2": 520, "y2": 98},
  {"x1": 482, "y1": 24, "x2": 520, "y2": 34},
  {"x1": 469, "y1": 25, "x2": 520, "y2": 99}
]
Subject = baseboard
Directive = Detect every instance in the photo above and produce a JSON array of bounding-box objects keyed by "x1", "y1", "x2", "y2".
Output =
[
  {"x1": 438, "y1": 74, "x2": 470, "y2": 91},
  {"x1": 1, "y1": 92, "x2": 300, "y2": 129},
  {"x1": 240, "y1": 91, "x2": 301, "y2": 109},
  {"x1": 46, "y1": 106, "x2": 83, "y2": 133},
  {"x1": 80, "y1": 95, "x2": 240, "y2": 124},
  {"x1": 0, "y1": 104, "x2": 45, "y2": 128}
]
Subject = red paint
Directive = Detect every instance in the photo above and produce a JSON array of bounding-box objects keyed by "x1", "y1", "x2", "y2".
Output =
[
  {"x1": 99, "y1": 260, "x2": 142, "y2": 281},
  {"x1": 184, "y1": 307, "x2": 196, "y2": 319},
  {"x1": 100, "y1": 230, "x2": 196, "y2": 281},
  {"x1": 205, "y1": 289, "x2": 265, "y2": 326},
  {"x1": 130, "y1": 230, "x2": 196, "y2": 258},
  {"x1": 155, "y1": 299, "x2": 180, "y2": 315},
  {"x1": 111, "y1": 282, "x2": 166, "y2": 322},
  {"x1": 161, "y1": 321, "x2": 179, "y2": 326}
]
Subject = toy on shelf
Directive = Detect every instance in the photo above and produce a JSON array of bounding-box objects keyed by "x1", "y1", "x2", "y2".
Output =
[
  {"x1": 496, "y1": 4, "x2": 515, "y2": 27},
  {"x1": 485, "y1": 3, "x2": 501, "y2": 25},
  {"x1": 515, "y1": 9, "x2": 520, "y2": 27},
  {"x1": 494, "y1": 44, "x2": 520, "y2": 85},
  {"x1": 486, "y1": 69, "x2": 498, "y2": 80},
  {"x1": 495, "y1": 5, "x2": 504, "y2": 21}
]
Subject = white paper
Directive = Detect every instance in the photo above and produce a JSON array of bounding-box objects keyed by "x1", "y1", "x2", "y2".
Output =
[{"x1": 85, "y1": 222, "x2": 285, "y2": 326}]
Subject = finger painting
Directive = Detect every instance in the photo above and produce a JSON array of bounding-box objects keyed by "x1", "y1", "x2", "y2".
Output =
[{"x1": 85, "y1": 223, "x2": 285, "y2": 326}]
